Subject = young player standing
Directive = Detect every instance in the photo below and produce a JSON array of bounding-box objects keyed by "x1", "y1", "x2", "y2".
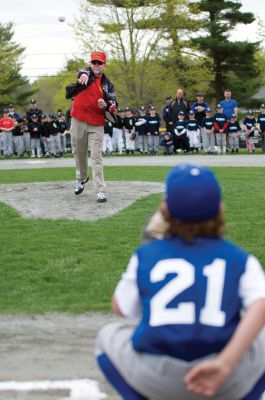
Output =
[
  {"x1": 123, "y1": 107, "x2": 135, "y2": 154},
  {"x1": 201, "y1": 108, "x2": 215, "y2": 154},
  {"x1": 257, "y1": 104, "x2": 265, "y2": 152},
  {"x1": 186, "y1": 110, "x2": 200, "y2": 153},
  {"x1": 96, "y1": 163, "x2": 265, "y2": 400},
  {"x1": 227, "y1": 114, "x2": 241, "y2": 153},
  {"x1": 147, "y1": 106, "x2": 161, "y2": 155},
  {"x1": 213, "y1": 105, "x2": 228, "y2": 154},
  {"x1": 135, "y1": 106, "x2": 148, "y2": 154},
  {"x1": 242, "y1": 111, "x2": 256, "y2": 154},
  {"x1": 0, "y1": 108, "x2": 15, "y2": 157},
  {"x1": 173, "y1": 111, "x2": 189, "y2": 153}
]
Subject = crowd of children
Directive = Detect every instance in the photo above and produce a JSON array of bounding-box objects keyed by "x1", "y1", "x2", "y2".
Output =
[
  {"x1": 102, "y1": 103, "x2": 265, "y2": 155},
  {"x1": 0, "y1": 102, "x2": 69, "y2": 158},
  {"x1": 1, "y1": 101, "x2": 265, "y2": 158}
]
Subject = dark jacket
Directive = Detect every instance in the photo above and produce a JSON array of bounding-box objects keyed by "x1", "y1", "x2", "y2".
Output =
[
  {"x1": 65, "y1": 67, "x2": 117, "y2": 111},
  {"x1": 168, "y1": 98, "x2": 190, "y2": 122}
]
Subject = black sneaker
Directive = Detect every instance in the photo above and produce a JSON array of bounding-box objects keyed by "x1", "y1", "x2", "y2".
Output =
[
  {"x1": 96, "y1": 191, "x2": 107, "y2": 203},
  {"x1": 74, "y1": 178, "x2": 89, "y2": 195}
]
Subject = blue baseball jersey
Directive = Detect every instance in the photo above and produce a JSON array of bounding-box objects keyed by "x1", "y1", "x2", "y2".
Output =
[
  {"x1": 174, "y1": 120, "x2": 186, "y2": 134},
  {"x1": 227, "y1": 121, "x2": 241, "y2": 134},
  {"x1": 257, "y1": 113, "x2": 265, "y2": 131},
  {"x1": 187, "y1": 119, "x2": 200, "y2": 131},
  {"x1": 201, "y1": 117, "x2": 214, "y2": 130},
  {"x1": 115, "y1": 237, "x2": 265, "y2": 362},
  {"x1": 220, "y1": 99, "x2": 238, "y2": 119},
  {"x1": 147, "y1": 115, "x2": 161, "y2": 135}
]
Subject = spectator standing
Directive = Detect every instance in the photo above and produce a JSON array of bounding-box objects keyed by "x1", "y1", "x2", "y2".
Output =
[
  {"x1": 96, "y1": 163, "x2": 265, "y2": 400},
  {"x1": 0, "y1": 108, "x2": 15, "y2": 157},
  {"x1": 201, "y1": 108, "x2": 215, "y2": 154},
  {"x1": 220, "y1": 89, "x2": 238, "y2": 120},
  {"x1": 186, "y1": 110, "x2": 200, "y2": 153},
  {"x1": 162, "y1": 96, "x2": 173, "y2": 132},
  {"x1": 168, "y1": 89, "x2": 190, "y2": 128},
  {"x1": 227, "y1": 114, "x2": 241, "y2": 153},
  {"x1": 213, "y1": 104, "x2": 228, "y2": 154},
  {"x1": 242, "y1": 111, "x2": 256, "y2": 154},
  {"x1": 112, "y1": 108, "x2": 124, "y2": 154},
  {"x1": 123, "y1": 107, "x2": 136, "y2": 154},
  {"x1": 69, "y1": 51, "x2": 117, "y2": 202},
  {"x1": 26, "y1": 99, "x2": 43, "y2": 123},
  {"x1": 257, "y1": 104, "x2": 265, "y2": 152},
  {"x1": 147, "y1": 106, "x2": 161, "y2": 155},
  {"x1": 28, "y1": 114, "x2": 42, "y2": 158}
]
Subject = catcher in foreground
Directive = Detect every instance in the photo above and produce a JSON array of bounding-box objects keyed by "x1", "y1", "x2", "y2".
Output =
[{"x1": 96, "y1": 163, "x2": 265, "y2": 400}]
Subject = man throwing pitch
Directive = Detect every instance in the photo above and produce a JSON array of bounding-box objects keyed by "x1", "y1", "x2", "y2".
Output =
[{"x1": 70, "y1": 51, "x2": 117, "y2": 202}]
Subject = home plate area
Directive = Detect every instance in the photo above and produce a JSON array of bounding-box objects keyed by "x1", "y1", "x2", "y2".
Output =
[{"x1": 0, "y1": 181, "x2": 164, "y2": 220}]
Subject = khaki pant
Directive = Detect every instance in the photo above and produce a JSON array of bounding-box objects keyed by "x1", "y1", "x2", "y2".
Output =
[{"x1": 70, "y1": 118, "x2": 106, "y2": 192}]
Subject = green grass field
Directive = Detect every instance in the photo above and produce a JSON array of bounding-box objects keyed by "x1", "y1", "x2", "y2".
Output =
[{"x1": 0, "y1": 166, "x2": 264, "y2": 315}]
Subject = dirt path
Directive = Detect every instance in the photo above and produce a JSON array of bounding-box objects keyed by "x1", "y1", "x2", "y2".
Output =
[{"x1": 0, "y1": 313, "x2": 122, "y2": 400}]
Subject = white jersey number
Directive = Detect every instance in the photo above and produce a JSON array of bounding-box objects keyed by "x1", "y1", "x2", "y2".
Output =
[{"x1": 150, "y1": 258, "x2": 226, "y2": 327}]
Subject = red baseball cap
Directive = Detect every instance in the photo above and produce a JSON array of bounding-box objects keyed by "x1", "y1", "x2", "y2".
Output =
[{"x1": 90, "y1": 51, "x2": 107, "y2": 63}]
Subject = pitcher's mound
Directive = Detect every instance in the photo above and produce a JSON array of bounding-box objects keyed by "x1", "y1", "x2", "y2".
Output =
[{"x1": 0, "y1": 181, "x2": 164, "y2": 220}]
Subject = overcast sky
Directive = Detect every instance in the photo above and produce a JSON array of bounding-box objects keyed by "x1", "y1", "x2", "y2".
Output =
[{"x1": 1, "y1": 0, "x2": 265, "y2": 82}]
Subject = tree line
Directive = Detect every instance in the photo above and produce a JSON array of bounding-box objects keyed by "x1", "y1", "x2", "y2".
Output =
[{"x1": 1, "y1": 0, "x2": 265, "y2": 114}]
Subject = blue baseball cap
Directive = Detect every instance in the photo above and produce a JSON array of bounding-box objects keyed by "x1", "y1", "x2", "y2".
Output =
[
  {"x1": 166, "y1": 164, "x2": 221, "y2": 222},
  {"x1": 206, "y1": 108, "x2": 211, "y2": 112}
]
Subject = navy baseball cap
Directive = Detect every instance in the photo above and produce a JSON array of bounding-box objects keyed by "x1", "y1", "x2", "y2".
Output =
[
  {"x1": 217, "y1": 104, "x2": 222, "y2": 109},
  {"x1": 247, "y1": 110, "x2": 253, "y2": 115},
  {"x1": 231, "y1": 113, "x2": 236, "y2": 118},
  {"x1": 260, "y1": 104, "x2": 265, "y2": 108},
  {"x1": 30, "y1": 99, "x2": 36, "y2": 104},
  {"x1": 139, "y1": 105, "x2": 146, "y2": 111},
  {"x1": 206, "y1": 108, "x2": 211, "y2": 112},
  {"x1": 189, "y1": 110, "x2": 194, "y2": 115},
  {"x1": 178, "y1": 111, "x2": 184, "y2": 116},
  {"x1": 166, "y1": 164, "x2": 221, "y2": 222}
]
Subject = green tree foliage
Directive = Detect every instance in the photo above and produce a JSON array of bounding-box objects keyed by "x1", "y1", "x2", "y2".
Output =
[
  {"x1": 192, "y1": 0, "x2": 260, "y2": 102},
  {"x1": 0, "y1": 22, "x2": 35, "y2": 110}
]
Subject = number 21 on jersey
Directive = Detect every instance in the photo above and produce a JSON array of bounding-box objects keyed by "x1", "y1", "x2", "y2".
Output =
[{"x1": 150, "y1": 258, "x2": 226, "y2": 327}]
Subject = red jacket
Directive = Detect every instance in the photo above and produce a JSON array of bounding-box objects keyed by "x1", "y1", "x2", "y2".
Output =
[{"x1": 71, "y1": 77, "x2": 105, "y2": 126}]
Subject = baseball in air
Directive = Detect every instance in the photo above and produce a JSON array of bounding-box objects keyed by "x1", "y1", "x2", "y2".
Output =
[{"x1": 58, "y1": 16, "x2": 65, "y2": 22}]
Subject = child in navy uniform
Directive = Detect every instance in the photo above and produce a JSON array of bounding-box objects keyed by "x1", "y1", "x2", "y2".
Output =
[
  {"x1": 147, "y1": 106, "x2": 161, "y2": 155},
  {"x1": 186, "y1": 110, "x2": 200, "y2": 153},
  {"x1": 227, "y1": 113, "x2": 241, "y2": 153},
  {"x1": 123, "y1": 107, "x2": 135, "y2": 154},
  {"x1": 96, "y1": 163, "x2": 265, "y2": 400},
  {"x1": 202, "y1": 108, "x2": 215, "y2": 154},
  {"x1": 160, "y1": 132, "x2": 173, "y2": 155},
  {"x1": 242, "y1": 111, "x2": 256, "y2": 154},
  {"x1": 173, "y1": 111, "x2": 190, "y2": 153},
  {"x1": 257, "y1": 104, "x2": 265, "y2": 152},
  {"x1": 103, "y1": 120, "x2": 113, "y2": 155},
  {"x1": 135, "y1": 106, "x2": 148, "y2": 154},
  {"x1": 213, "y1": 104, "x2": 228, "y2": 154}
]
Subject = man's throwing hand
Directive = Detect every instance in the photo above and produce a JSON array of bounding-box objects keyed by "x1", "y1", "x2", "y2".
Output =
[{"x1": 78, "y1": 73, "x2": 89, "y2": 85}]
